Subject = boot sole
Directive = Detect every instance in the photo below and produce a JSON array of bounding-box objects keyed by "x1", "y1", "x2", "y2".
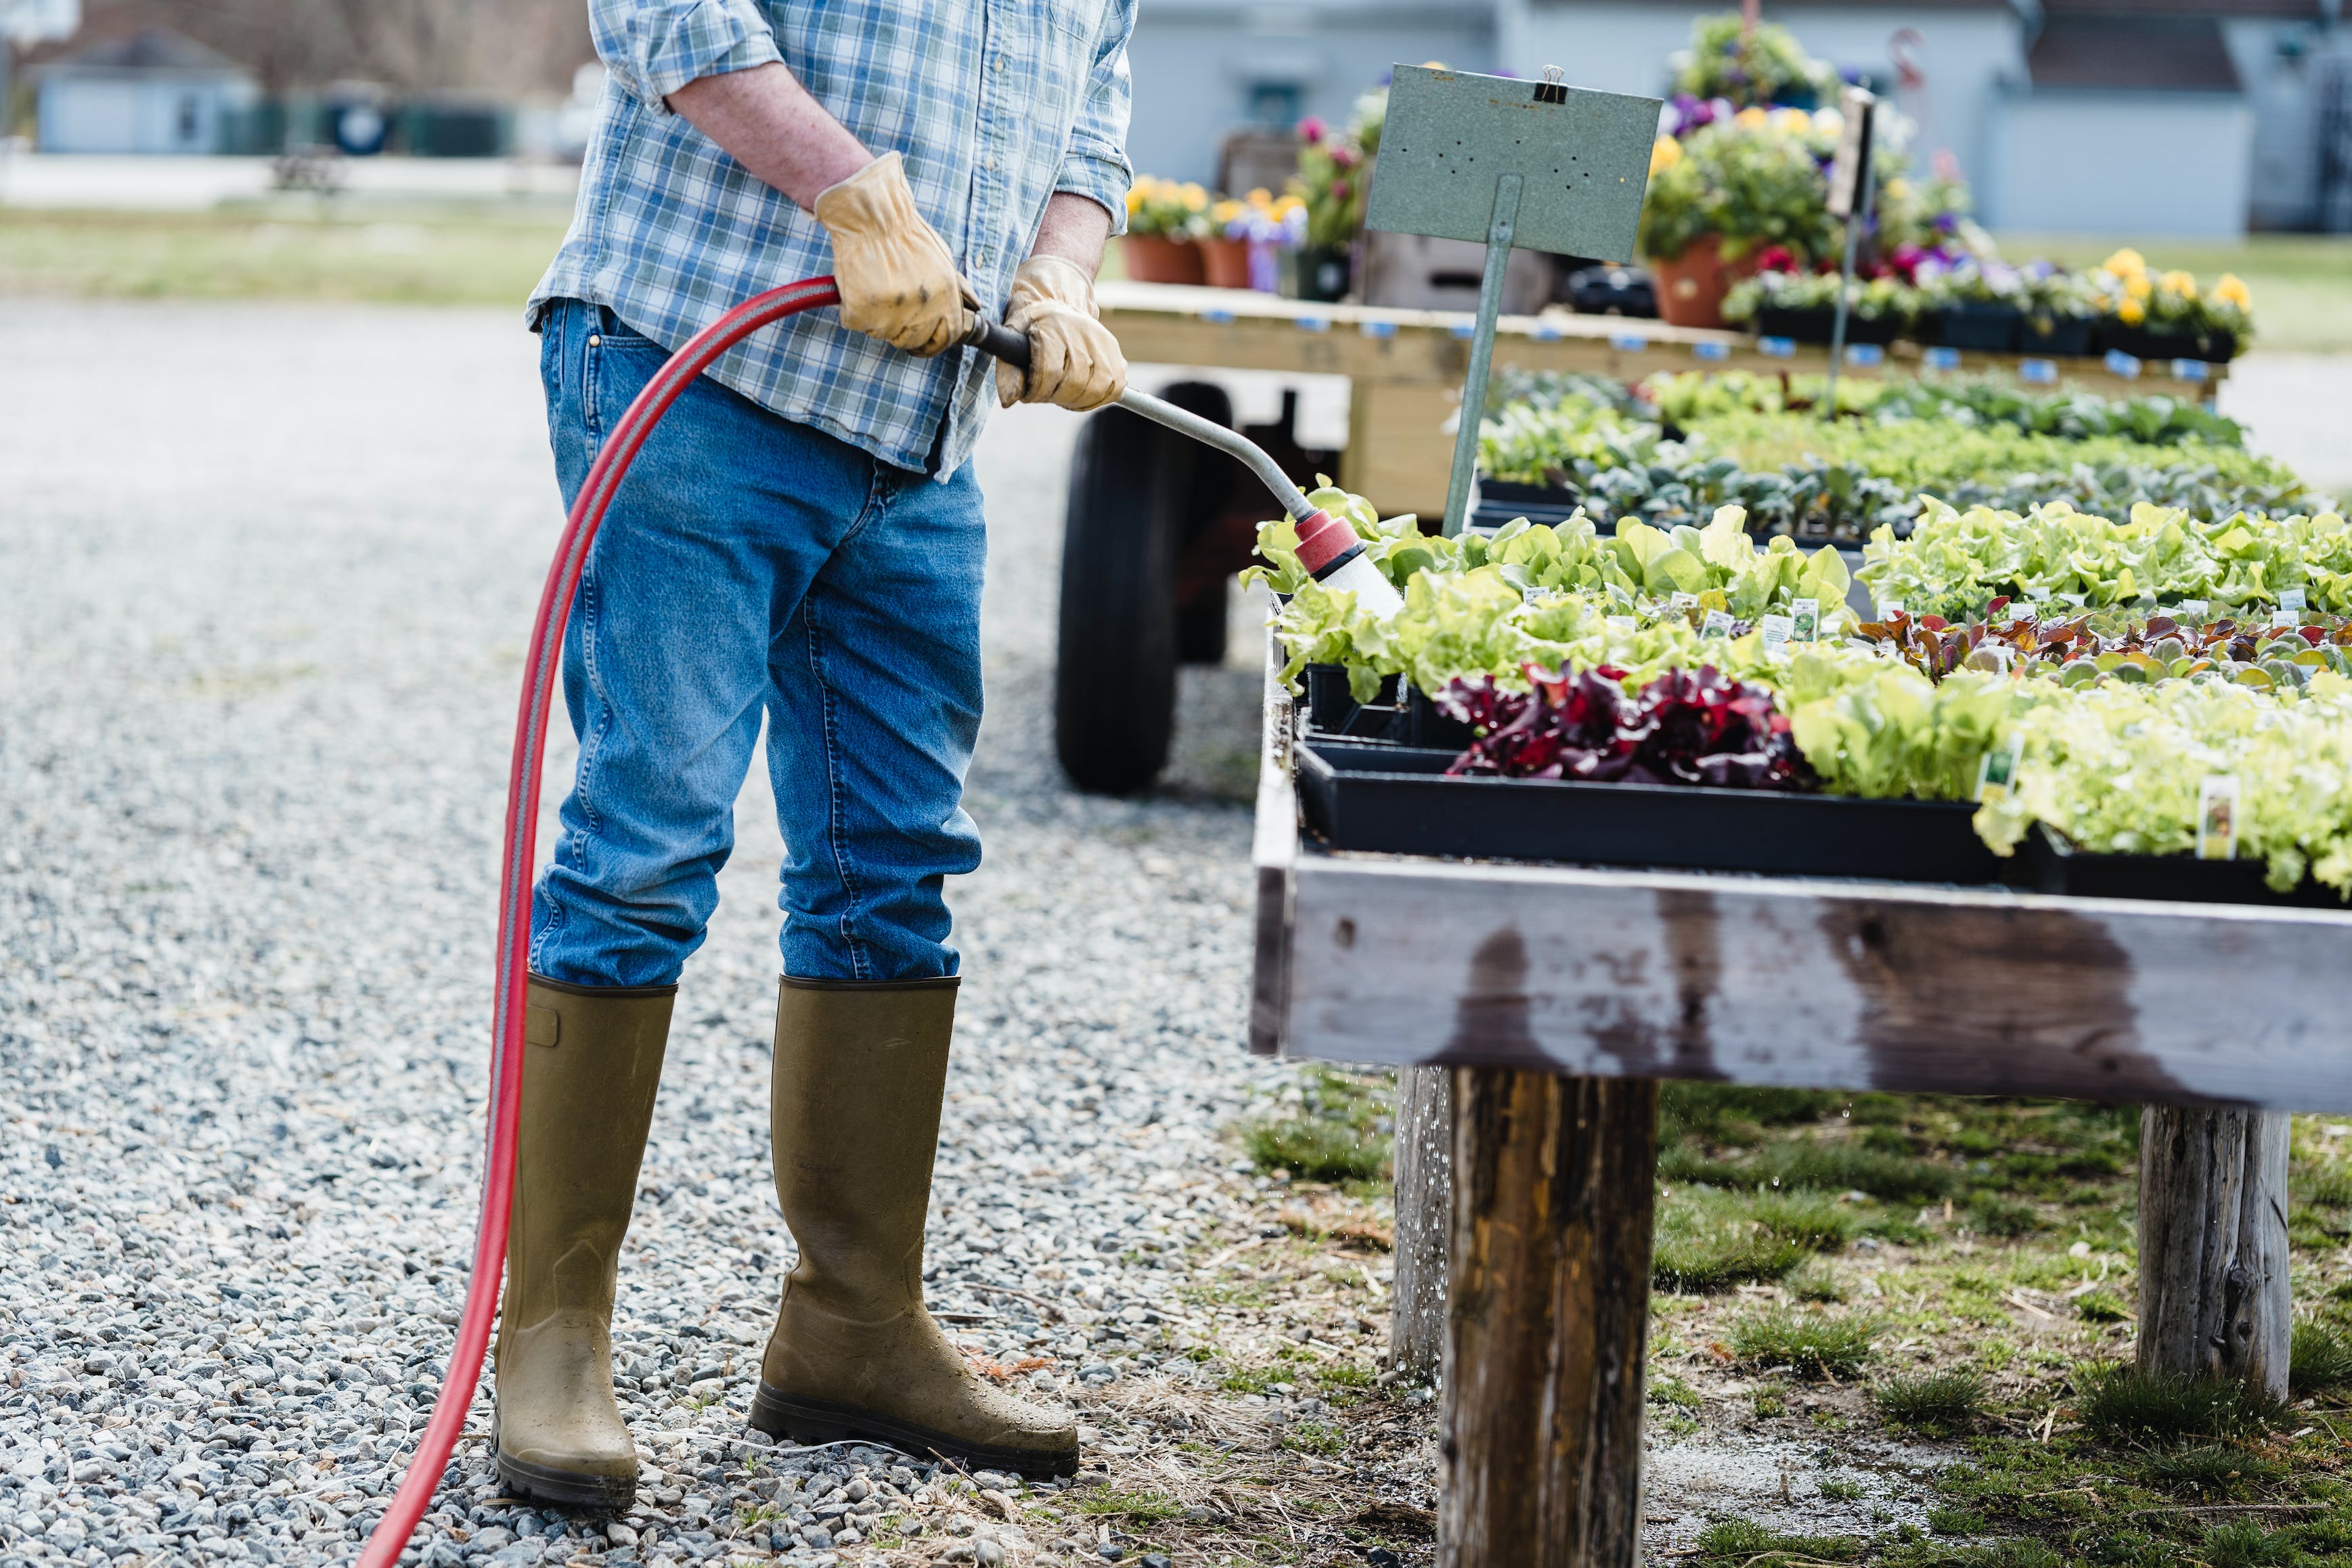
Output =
[
  {"x1": 491, "y1": 1413, "x2": 638, "y2": 1513},
  {"x1": 749, "y1": 1383, "x2": 1080, "y2": 1479}
]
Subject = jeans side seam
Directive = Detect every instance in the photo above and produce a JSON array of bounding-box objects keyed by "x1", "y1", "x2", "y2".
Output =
[{"x1": 801, "y1": 593, "x2": 872, "y2": 982}]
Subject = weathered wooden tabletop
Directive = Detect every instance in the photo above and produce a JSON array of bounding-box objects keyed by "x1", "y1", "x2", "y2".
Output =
[{"x1": 1247, "y1": 648, "x2": 2352, "y2": 1115}]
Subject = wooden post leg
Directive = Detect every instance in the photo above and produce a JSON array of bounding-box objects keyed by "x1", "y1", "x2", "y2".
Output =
[
  {"x1": 1441, "y1": 1070, "x2": 1658, "y2": 1568},
  {"x1": 2137, "y1": 1106, "x2": 2290, "y2": 1399},
  {"x1": 1390, "y1": 1066, "x2": 1452, "y2": 1380}
]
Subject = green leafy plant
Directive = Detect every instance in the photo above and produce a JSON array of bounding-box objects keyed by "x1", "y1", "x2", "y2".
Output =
[
  {"x1": 1671, "y1": 13, "x2": 1835, "y2": 108},
  {"x1": 1640, "y1": 116, "x2": 1842, "y2": 267}
]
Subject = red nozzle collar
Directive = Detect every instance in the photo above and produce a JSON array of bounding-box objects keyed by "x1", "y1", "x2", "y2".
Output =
[{"x1": 1292, "y1": 509, "x2": 1362, "y2": 575}]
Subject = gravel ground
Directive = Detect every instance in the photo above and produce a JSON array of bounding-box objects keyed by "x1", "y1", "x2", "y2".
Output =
[{"x1": 0, "y1": 302, "x2": 1428, "y2": 1568}]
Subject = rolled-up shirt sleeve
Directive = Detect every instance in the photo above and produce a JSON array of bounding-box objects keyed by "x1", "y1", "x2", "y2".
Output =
[
  {"x1": 591, "y1": 0, "x2": 784, "y2": 114},
  {"x1": 1057, "y1": 0, "x2": 1137, "y2": 235}
]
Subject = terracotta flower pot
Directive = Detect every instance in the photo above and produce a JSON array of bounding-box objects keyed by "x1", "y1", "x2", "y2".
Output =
[
  {"x1": 1648, "y1": 235, "x2": 1749, "y2": 330},
  {"x1": 1199, "y1": 237, "x2": 1252, "y2": 290},
  {"x1": 1122, "y1": 234, "x2": 1204, "y2": 286}
]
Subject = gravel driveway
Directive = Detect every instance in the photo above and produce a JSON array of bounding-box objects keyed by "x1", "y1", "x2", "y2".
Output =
[{"x1": 0, "y1": 302, "x2": 1402, "y2": 1568}]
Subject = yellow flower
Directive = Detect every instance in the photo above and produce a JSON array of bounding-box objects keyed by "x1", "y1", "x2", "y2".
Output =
[
  {"x1": 1884, "y1": 177, "x2": 1912, "y2": 202},
  {"x1": 2124, "y1": 273, "x2": 2152, "y2": 302},
  {"x1": 1246, "y1": 187, "x2": 1273, "y2": 207},
  {"x1": 2103, "y1": 247, "x2": 2148, "y2": 279},
  {"x1": 2159, "y1": 269, "x2": 2197, "y2": 298},
  {"x1": 1734, "y1": 106, "x2": 1769, "y2": 130},
  {"x1": 1179, "y1": 181, "x2": 1208, "y2": 210},
  {"x1": 1649, "y1": 136, "x2": 1683, "y2": 175},
  {"x1": 2118, "y1": 297, "x2": 2146, "y2": 326},
  {"x1": 1125, "y1": 185, "x2": 1145, "y2": 214},
  {"x1": 1771, "y1": 107, "x2": 1813, "y2": 135},
  {"x1": 1211, "y1": 199, "x2": 1244, "y2": 225},
  {"x1": 2213, "y1": 273, "x2": 2252, "y2": 309}
]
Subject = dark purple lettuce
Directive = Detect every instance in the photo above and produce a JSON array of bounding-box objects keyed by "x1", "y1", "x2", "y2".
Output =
[{"x1": 1438, "y1": 663, "x2": 1813, "y2": 791}]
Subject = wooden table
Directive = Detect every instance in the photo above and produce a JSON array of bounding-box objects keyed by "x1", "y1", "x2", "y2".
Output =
[
  {"x1": 1245, "y1": 648, "x2": 2338, "y2": 1566},
  {"x1": 1099, "y1": 279, "x2": 2234, "y2": 523}
]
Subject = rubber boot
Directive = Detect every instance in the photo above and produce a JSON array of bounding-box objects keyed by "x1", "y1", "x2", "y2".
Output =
[
  {"x1": 750, "y1": 976, "x2": 1080, "y2": 1477},
  {"x1": 493, "y1": 975, "x2": 672, "y2": 1510}
]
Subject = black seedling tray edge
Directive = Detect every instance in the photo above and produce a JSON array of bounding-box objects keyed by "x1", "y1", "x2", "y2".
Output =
[
  {"x1": 2016, "y1": 824, "x2": 2351, "y2": 911},
  {"x1": 1297, "y1": 740, "x2": 2007, "y2": 885}
]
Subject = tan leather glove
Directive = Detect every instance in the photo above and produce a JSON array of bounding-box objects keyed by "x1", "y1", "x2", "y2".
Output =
[
  {"x1": 995, "y1": 255, "x2": 1128, "y2": 411},
  {"x1": 814, "y1": 152, "x2": 975, "y2": 357}
]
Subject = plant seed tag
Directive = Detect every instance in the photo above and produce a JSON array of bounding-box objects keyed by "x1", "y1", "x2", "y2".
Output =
[
  {"x1": 1790, "y1": 598, "x2": 1820, "y2": 643},
  {"x1": 1521, "y1": 585, "x2": 1563, "y2": 606},
  {"x1": 1607, "y1": 614, "x2": 1638, "y2": 634},
  {"x1": 1670, "y1": 590, "x2": 1699, "y2": 615},
  {"x1": 2177, "y1": 599, "x2": 2208, "y2": 619},
  {"x1": 2006, "y1": 602, "x2": 2034, "y2": 625},
  {"x1": 2281, "y1": 588, "x2": 2307, "y2": 612},
  {"x1": 2028, "y1": 587, "x2": 2051, "y2": 603},
  {"x1": 2197, "y1": 776, "x2": 2240, "y2": 862},
  {"x1": 1700, "y1": 610, "x2": 1735, "y2": 640},
  {"x1": 1974, "y1": 734, "x2": 2024, "y2": 805},
  {"x1": 2271, "y1": 608, "x2": 2301, "y2": 629},
  {"x1": 1880, "y1": 599, "x2": 1905, "y2": 619},
  {"x1": 1759, "y1": 613, "x2": 1794, "y2": 654},
  {"x1": 2058, "y1": 591, "x2": 2088, "y2": 607}
]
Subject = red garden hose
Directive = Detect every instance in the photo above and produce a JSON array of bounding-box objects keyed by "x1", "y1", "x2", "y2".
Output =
[{"x1": 358, "y1": 275, "x2": 842, "y2": 1568}]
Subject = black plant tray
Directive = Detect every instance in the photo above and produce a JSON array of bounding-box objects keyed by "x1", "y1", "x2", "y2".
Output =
[
  {"x1": 1301, "y1": 666, "x2": 1473, "y2": 750},
  {"x1": 2014, "y1": 824, "x2": 2349, "y2": 910},
  {"x1": 1297, "y1": 740, "x2": 2007, "y2": 883},
  {"x1": 1475, "y1": 479, "x2": 1586, "y2": 528}
]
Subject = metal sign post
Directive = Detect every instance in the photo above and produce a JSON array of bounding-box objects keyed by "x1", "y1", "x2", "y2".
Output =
[
  {"x1": 1822, "y1": 85, "x2": 1878, "y2": 418},
  {"x1": 1364, "y1": 64, "x2": 1660, "y2": 535}
]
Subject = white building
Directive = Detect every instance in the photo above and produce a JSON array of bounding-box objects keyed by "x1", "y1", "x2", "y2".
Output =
[
  {"x1": 34, "y1": 27, "x2": 258, "y2": 156},
  {"x1": 1127, "y1": 1, "x2": 2349, "y2": 236},
  {"x1": 1500, "y1": 0, "x2": 2351, "y2": 237},
  {"x1": 1124, "y1": 0, "x2": 1498, "y2": 183}
]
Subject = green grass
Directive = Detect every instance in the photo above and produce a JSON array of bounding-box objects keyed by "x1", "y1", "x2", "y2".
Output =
[
  {"x1": 1695, "y1": 1519, "x2": 1865, "y2": 1563},
  {"x1": 1652, "y1": 1186, "x2": 1824, "y2": 1293},
  {"x1": 2138, "y1": 1443, "x2": 2286, "y2": 1494},
  {"x1": 1071, "y1": 1488, "x2": 1186, "y2": 1523},
  {"x1": 0, "y1": 204, "x2": 571, "y2": 306},
  {"x1": 2290, "y1": 1320, "x2": 2352, "y2": 1395},
  {"x1": 1996, "y1": 233, "x2": 2352, "y2": 353},
  {"x1": 2072, "y1": 1362, "x2": 2286, "y2": 1441},
  {"x1": 1243, "y1": 1066, "x2": 1394, "y2": 1183},
  {"x1": 1730, "y1": 1305, "x2": 1877, "y2": 1379},
  {"x1": 1870, "y1": 1370, "x2": 1984, "y2": 1433}
]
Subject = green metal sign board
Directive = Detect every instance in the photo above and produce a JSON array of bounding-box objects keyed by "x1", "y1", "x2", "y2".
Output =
[
  {"x1": 1362, "y1": 64, "x2": 1662, "y2": 534},
  {"x1": 1365, "y1": 64, "x2": 1660, "y2": 263}
]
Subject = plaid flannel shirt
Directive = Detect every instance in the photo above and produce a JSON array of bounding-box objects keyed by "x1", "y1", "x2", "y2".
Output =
[{"x1": 531, "y1": 0, "x2": 1135, "y2": 478}]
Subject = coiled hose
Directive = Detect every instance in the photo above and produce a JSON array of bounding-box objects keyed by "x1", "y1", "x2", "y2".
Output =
[{"x1": 357, "y1": 275, "x2": 843, "y2": 1568}]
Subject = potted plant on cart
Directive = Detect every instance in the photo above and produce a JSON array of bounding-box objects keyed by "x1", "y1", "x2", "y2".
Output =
[
  {"x1": 1202, "y1": 189, "x2": 1304, "y2": 292},
  {"x1": 2018, "y1": 265, "x2": 2104, "y2": 356},
  {"x1": 2093, "y1": 249, "x2": 2253, "y2": 363},
  {"x1": 1122, "y1": 176, "x2": 1212, "y2": 286},
  {"x1": 1640, "y1": 112, "x2": 1840, "y2": 329},
  {"x1": 1286, "y1": 112, "x2": 1371, "y2": 302}
]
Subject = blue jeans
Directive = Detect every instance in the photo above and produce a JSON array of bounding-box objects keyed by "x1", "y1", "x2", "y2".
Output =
[{"x1": 529, "y1": 299, "x2": 986, "y2": 986}]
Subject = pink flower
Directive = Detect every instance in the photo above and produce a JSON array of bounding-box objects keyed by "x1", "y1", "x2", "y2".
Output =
[
  {"x1": 1330, "y1": 179, "x2": 1350, "y2": 200},
  {"x1": 1297, "y1": 115, "x2": 1327, "y2": 145},
  {"x1": 1331, "y1": 145, "x2": 1360, "y2": 169}
]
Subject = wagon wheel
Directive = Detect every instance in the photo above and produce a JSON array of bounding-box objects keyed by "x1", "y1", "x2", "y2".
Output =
[{"x1": 1053, "y1": 381, "x2": 1232, "y2": 794}]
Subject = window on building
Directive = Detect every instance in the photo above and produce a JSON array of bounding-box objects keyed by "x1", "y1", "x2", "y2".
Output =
[
  {"x1": 176, "y1": 94, "x2": 200, "y2": 148},
  {"x1": 1247, "y1": 81, "x2": 1302, "y2": 129}
]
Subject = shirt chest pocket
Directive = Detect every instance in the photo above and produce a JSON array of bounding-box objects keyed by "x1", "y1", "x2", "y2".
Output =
[{"x1": 1038, "y1": 0, "x2": 1105, "y2": 43}]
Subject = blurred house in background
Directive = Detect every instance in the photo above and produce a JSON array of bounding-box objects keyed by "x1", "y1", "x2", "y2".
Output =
[
  {"x1": 33, "y1": 26, "x2": 255, "y2": 154},
  {"x1": 1124, "y1": 0, "x2": 1496, "y2": 186},
  {"x1": 1501, "y1": 0, "x2": 2352, "y2": 236}
]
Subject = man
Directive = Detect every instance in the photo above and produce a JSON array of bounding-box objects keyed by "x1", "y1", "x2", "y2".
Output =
[{"x1": 497, "y1": 0, "x2": 1135, "y2": 1508}]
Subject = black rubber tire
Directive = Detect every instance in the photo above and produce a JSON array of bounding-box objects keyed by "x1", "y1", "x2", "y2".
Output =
[{"x1": 1054, "y1": 402, "x2": 1181, "y2": 794}]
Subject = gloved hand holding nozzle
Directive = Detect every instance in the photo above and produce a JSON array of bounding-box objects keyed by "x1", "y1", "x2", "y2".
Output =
[
  {"x1": 994, "y1": 255, "x2": 1127, "y2": 411},
  {"x1": 813, "y1": 152, "x2": 977, "y2": 357}
]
